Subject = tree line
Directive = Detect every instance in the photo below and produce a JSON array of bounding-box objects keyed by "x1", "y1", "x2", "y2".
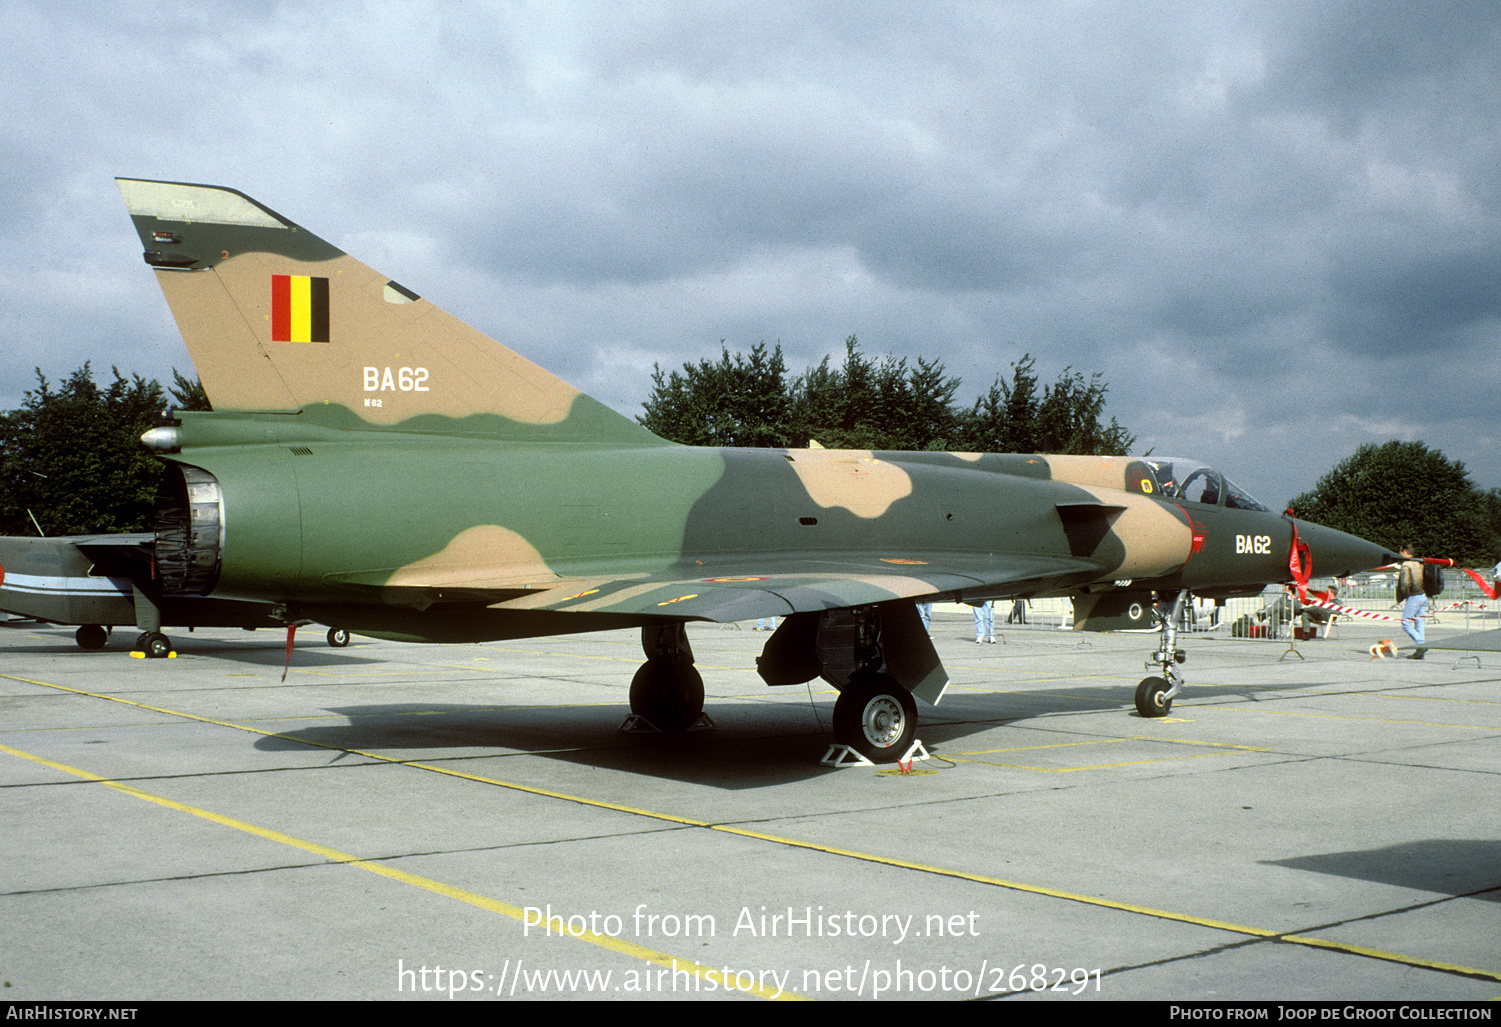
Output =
[
  {"x1": 638, "y1": 336, "x2": 1136, "y2": 454},
  {"x1": 1287, "y1": 441, "x2": 1501, "y2": 566},
  {"x1": 0, "y1": 365, "x2": 207, "y2": 537}
]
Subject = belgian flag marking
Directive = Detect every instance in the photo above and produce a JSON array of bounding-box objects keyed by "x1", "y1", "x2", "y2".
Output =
[{"x1": 271, "y1": 275, "x2": 330, "y2": 342}]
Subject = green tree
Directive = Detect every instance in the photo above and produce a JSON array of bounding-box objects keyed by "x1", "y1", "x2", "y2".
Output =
[
  {"x1": 1485, "y1": 489, "x2": 1501, "y2": 562},
  {"x1": 1287, "y1": 441, "x2": 1492, "y2": 564},
  {"x1": 169, "y1": 369, "x2": 212, "y2": 411},
  {"x1": 955, "y1": 355, "x2": 1134, "y2": 455},
  {"x1": 638, "y1": 342, "x2": 793, "y2": 447},
  {"x1": 1035, "y1": 368, "x2": 1135, "y2": 456},
  {"x1": 0, "y1": 364, "x2": 172, "y2": 535},
  {"x1": 642, "y1": 339, "x2": 1133, "y2": 456},
  {"x1": 956, "y1": 355, "x2": 1039, "y2": 453},
  {"x1": 786, "y1": 336, "x2": 961, "y2": 450}
]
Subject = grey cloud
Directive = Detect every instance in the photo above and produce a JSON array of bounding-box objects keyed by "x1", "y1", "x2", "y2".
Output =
[{"x1": 3, "y1": 0, "x2": 1500, "y2": 505}]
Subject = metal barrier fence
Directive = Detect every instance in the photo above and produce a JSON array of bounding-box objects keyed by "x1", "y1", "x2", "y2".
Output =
[{"x1": 938, "y1": 571, "x2": 1498, "y2": 643}]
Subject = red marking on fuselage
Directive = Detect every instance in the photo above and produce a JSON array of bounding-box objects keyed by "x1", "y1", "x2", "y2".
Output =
[{"x1": 1168, "y1": 504, "x2": 1206, "y2": 559}]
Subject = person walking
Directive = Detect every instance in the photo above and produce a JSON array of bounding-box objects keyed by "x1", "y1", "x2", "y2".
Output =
[{"x1": 1397, "y1": 546, "x2": 1427, "y2": 658}]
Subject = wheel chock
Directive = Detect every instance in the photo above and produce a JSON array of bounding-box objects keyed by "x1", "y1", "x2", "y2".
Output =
[
  {"x1": 898, "y1": 740, "x2": 932, "y2": 767},
  {"x1": 820, "y1": 739, "x2": 930, "y2": 769},
  {"x1": 618, "y1": 712, "x2": 716, "y2": 733},
  {"x1": 820, "y1": 744, "x2": 874, "y2": 767}
]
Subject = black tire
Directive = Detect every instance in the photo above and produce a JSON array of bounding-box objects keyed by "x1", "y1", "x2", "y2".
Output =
[
  {"x1": 327, "y1": 627, "x2": 350, "y2": 647},
  {"x1": 833, "y1": 674, "x2": 917, "y2": 762},
  {"x1": 629, "y1": 658, "x2": 704, "y2": 733},
  {"x1": 75, "y1": 625, "x2": 108, "y2": 650},
  {"x1": 141, "y1": 632, "x2": 173, "y2": 659},
  {"x1": 1135, "y1": 676, "x2": 1172, "y2": 717}
]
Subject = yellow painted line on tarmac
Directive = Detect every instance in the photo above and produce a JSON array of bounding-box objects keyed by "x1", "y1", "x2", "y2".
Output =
[
  {"x1": 1364, "y1": 692, "x2": 1501, "y2": 708},
  {"x1": 476, "y1": 645, "x2": 643, "y2": 664},
  {"x1": 0, "y1": 739, "x2": 802, "y2": 1002},
  {"x1": 0, "y1": 673, "x2": 722, "y2": 826},
  {"x1": 1218, "y1": 705, "x2": 1497, "y2": 732},
  {"x1": 476, "y1": 643, "x2": 757, "y2": 676},
  {"x1": 949, "y1": 736, "x2": 1265, "y2": 756},
  {"x1": 948, "y1": 737, "x2": 1127, "y2": 755},
  {"x1": 7, "y1": 673, "x2": 1499, "y2": 985},
  {"x1": 707, "y1": 822, "x2": 1501, "y2": 984},
  {"x1": 947, "y1": 752, "x2": 1256, "y2": 773},
  {"x1": 945, "y1": 739, "x2": 1146, "y2": 770},
  {"x1": 940, "y1": 735, "x2": 1269, "y2": 772}
]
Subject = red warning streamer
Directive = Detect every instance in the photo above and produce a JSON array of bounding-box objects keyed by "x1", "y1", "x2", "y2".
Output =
[
  {"x1": 1288, "y1": 523, "x2": 1312, "y2": 602},
  {"x1": 281, "y1": 623, "x2": 297, "y2": 682},
  {"x1": 1461, "y1": 567, "x2": 1497, "y2": 600}
]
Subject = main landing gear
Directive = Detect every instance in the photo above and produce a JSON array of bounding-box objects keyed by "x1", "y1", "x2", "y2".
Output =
[
  {"x1": 832, "y1": 671, "x2": 918, "y2": 762},
  {"x1": 624, "y1": 623, "x2": 709, "y2": 734},
  {"x1": 754, "y1": 603, "x2": 939, "y2": 765},
  {"x1": 71, "y1": 622, "x2": 173, "y2": 658},
  {"x1": 622, "y1": 603, "x2": 939, "y2": 761},
  {"x1": 1136, "y1": 589, "x2": 1188, "y2": 718},
  {"x1": 135, "y1": 631, "x2": 173, "y2": 659},
  {"x1": 75, "y1": 624, "x2": 110, "y2": 650}
]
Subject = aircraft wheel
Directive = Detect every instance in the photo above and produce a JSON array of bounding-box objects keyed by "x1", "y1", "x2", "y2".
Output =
[
  {"x1": 327, "y1": 627, "x2": 350, "y2": 647},
  {"x1": 75, "y1": 625, "x2": 109, "y2": 650},
  {"x1": 1135, "y1": 676, "x2": 1172, "y2": 717},
  {"x1": 833, "y1": 673, "x2": 917, "y2": 763},
  {"x1": 139, "y1": 632, "x2": 173, "y2": 659},
  {"x1": 629, "y1": 658, "x2": 704, "y2": 734}
]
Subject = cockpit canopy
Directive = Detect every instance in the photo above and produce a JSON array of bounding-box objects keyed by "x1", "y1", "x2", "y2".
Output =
[{"x1": 1144, "y1": 458, "x2": 1268, "y2": 512}]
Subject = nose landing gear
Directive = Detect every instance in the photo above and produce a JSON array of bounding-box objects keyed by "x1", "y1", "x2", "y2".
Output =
[{"x1": 1137, "y1": 590, "x2": 1189, "y2": 718}]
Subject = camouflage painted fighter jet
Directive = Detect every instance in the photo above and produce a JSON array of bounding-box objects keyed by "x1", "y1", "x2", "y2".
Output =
[{"x1": 112, "y1": 178, "x2": 1394, "y2": 762}]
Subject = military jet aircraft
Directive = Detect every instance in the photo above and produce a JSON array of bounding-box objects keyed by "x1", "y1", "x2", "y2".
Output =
[
  {"x1": 114, "y1": 178, "x2": 1393, "y2": 762},
  {"x1": 0, "y1": 534, "x2": 351, "y2": 652}
]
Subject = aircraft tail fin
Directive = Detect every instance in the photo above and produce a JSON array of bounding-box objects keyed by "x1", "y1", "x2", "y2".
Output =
[{"x1": 116, "y1": 178, "x2": 659, "y2": 443}]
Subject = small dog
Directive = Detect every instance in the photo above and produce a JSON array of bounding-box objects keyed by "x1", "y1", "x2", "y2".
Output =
[{"x1": 1368, "y1": 639, "x2": 1398, "y2": 659}]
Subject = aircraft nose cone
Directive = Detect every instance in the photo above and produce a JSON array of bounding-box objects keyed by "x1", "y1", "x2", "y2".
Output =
[{"x1": 1295, "y1": 520, "x2": 1395, "y2": 578}]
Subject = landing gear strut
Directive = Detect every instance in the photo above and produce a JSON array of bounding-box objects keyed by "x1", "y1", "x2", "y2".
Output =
[
  {"x1": 1137, "y1": 590, "x2": 1188, "y2": 717},
  {"x1": 625, "y1": 623, "x2": 707, "y2": 733},
  {"x1": 822, "y1": 606, "x2": 927, "y2": 764},
  {"x1": 132, "y1": 583, "x2": 172, "y2": 658}
]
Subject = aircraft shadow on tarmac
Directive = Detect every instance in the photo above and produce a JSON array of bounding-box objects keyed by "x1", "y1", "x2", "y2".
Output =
[
  {"x1": 184, "y1": 643, "x2": 388, "y2": 669},
  {"x1": 918, "y1": 676, "x2": 1328, "y2": 728},
  {"x1": 253, "y1": 702, "x2": 845, "y2": 788},
  {"x1": 1263, "y1": 840, "x2": 1501, "y2": 902},
  {"x1": 244, "y1": 675, "x2": 1303, "y2": 788}
]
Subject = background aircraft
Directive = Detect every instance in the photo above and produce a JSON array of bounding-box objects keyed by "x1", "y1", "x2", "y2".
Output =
[
  {"x1": 0, "y1": 534, "x2": 349, "y2": 653},
  {"x1": 115, "y1": 178, "x2": 1393, "y2": 761}
]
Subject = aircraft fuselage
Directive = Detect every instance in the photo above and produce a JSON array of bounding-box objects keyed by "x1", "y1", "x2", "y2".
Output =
[{"x1": 151, "y1": 413, "x2": 1382, "y2": 645}]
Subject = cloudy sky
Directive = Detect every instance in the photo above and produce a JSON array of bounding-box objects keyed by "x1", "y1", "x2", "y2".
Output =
[{"x1": 4, "y1": 0, "x2": 1498, "y2": 506}]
